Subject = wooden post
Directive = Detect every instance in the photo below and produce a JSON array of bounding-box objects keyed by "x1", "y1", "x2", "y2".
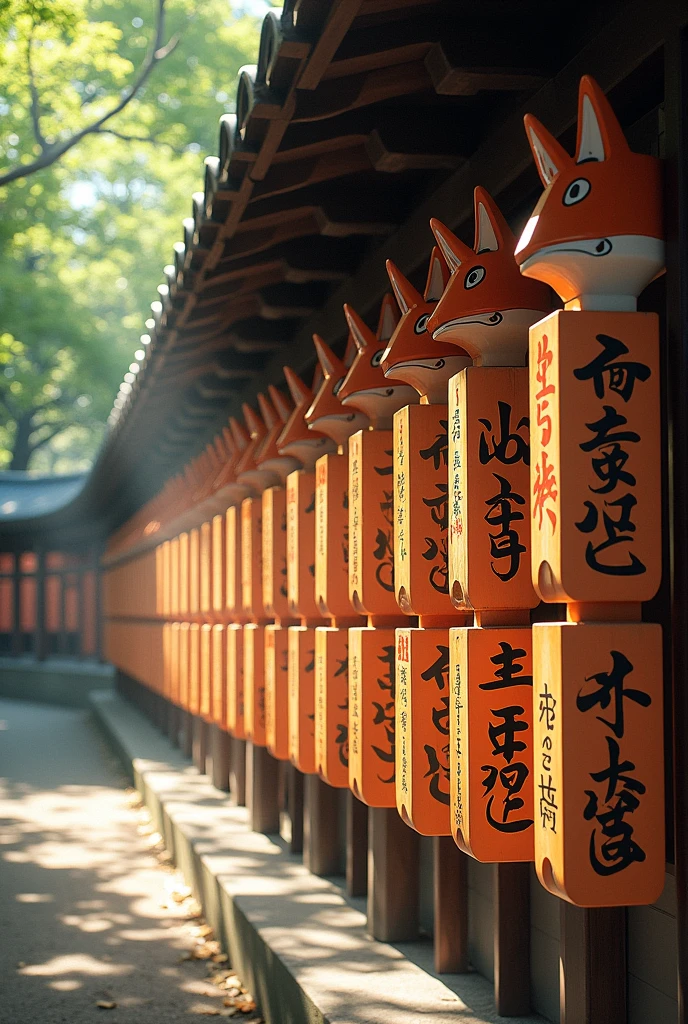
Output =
[
  {"x1": 494, "y1": 863, "x2": 531, "y2": 1016},
  {"x1": 34, "y1": 549, "x2": 47, "y2": 662},
  {"x1": 303, "y1": 774, "x2": 341, "y2": 876},
  {"x1": 11, "y1": 554, "x2": 21, "y2": 656},
  {"x1": 230, "y1": 736, "x2": 247, "y2": 806},
  {"x1": 210, "y1": 723, "x2": 231, "y2": 791},
  {"x1": 247, "y1": 741, "x2": 280, "y2": 833},
  {"x1": 560, "y1": 904, "x2": 626, "y2": 1024},
  {"x1": 286, "y1": 764, "x2": 304, "y2": 853},
  {"x1": 346, "y1": 791, "x2": 368, "y2": 897},
  {"x1": 433, "y1": 836, "x2": 468, "y2": 974},
  {"x1": 192, "y1": 716, "x2": 208, "y2": 774},
  {"x1": 665, "y1": 26, "x2": 688, "y2": 1024},
  {"x1": 367, "y1": 807, "x2": 419, "y2": 942}
]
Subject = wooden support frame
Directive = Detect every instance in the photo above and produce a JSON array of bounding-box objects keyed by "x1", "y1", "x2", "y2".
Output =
[
  {"x1": 192, "y1": 716, "x2": 208, "y2": 774},
  {"x1": 665, "y1": 24, "x2": 688, "y2": 1024},
  {"x1": 303, "y1": 775, "x2": 341, "y2": 877},
  {"x1": 367, "y1": 807, "x2": 419, "y2": 943},
  {"x1": 433, "y1": 837, "x2": 468, "y2": 975},
  {"x1": 230, "y1": 736, "x2": 247, "y2": 807},
  {"x1": 346, "y1": 792, "x2": 368, "y2": 897},
  {"x1": 560, "y1": 905, "x2": 627, "y2": 1024},
  {"x1": 494, "y1": 863, "x2": 531, "y2": 1016},
  {"x1": 246, "y1": 742, "x2": 280, "y2": 834},
  {"x1": 210, "y1": 724, "x2": 231, "y2": 791},
  {"x1": 287, "y1": 764, "x2": 304, "y2": 854}
]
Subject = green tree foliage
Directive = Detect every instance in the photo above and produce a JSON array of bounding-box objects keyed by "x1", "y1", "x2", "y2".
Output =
[{"x1": 0, "y1": 0, "x2": 264, "y2": 470}]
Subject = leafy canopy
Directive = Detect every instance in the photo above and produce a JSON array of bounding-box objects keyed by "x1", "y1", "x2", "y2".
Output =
[{"x1": 0, "y1": 0, "x2": 266, "y2": 471}]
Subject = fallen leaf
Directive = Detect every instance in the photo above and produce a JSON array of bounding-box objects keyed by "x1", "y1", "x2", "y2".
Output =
[
  {"x1": 212, "y1": 953, "x2": 229, "y2": 964},
  {"x1": 96, "y1": 1000, "x2": 117, "y2": 1010}
]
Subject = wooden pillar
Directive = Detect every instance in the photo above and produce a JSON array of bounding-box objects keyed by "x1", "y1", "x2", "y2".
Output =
[
  {"x1": 230, "y1": 736, "x2": 246, "y2": 806},
  {"x1": 168, "y1": 702, "x2": 180, "y2": 746},
  {"x1": 192, "y1": 716, "x2": 208, "y2": 773},
  {"x1": 560, "y1": 904, "x2": 626, "y2": 1024},
  {"x1": 303, "y1": 774, "x2": 341, "y2": 877},
  {"x1": 346, "y1": 792, "x2": 368, "y2": 897},
  {"x1": 11, "y1": 554, "x2": 21, "y2": 656},
  {"x1": 93, "y1": 554, "x2": 103, "y2": 662},
  {"x1": 367, "y1": 807, "x2": 419, "y2": 942},
  {"x1": 210, "y1": 724, "x2": 231, "y2": 792},
  {"x1": 246, "y1": 741, "x2": 279, "y2": 833},
  {"x1": 34, "y1": 549, "x2": 47, "y2": 662},
  {"x1": 181, "y1": 710, "x2": 193, "y2": 758},
  {"x1": 74, "y1": 565, "x2": 84, "y2": 658},
  {"x1": 494, "y1": 863, "x2": 531, "y2": 1016},
  {"x1": 433, "y1": 837, "x2": 468, "y2": 974},
  {"x1": 665, "y1": 26, "x2": 688, "y2": 1024},
  {"x1": 58, "y1": 567, "x2": 68, "y2": 656},
  {"x1": 288, "y1": 764, "x2": 304, "y2": 854}
]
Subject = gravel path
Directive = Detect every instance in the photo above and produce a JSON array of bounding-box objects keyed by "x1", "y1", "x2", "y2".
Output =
[{"x1": 0, "y1": 698, "x2": 255, "y2": 1024}]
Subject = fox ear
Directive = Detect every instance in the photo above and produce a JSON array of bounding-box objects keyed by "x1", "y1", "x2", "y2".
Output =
[
  {"x1": 284, "y1": 366, "x2": 312, "y2": 407},
  {"x1": 386, "y1": 260, "x2": 423, "y2": 315},
  {"x1": 576, "y1": 75, "x2": 629, "y2": 163},
  {"x1": 524, "y1": 114, "x2": 570, "y2": 187},
  {"x1": 343, "y1": 332, "x2": 358, "y2": 368},
  {"x1": 257, "y1": 392, "x2": 277, "y2": 430},
  {"x1": 242, "y1": 402, "x2": 265, "y2": 438},
  {"x1": 267, "y1": 384, "x2": 292, "y2": 424},
  {"x1": 229, "y1": 416, "x2": 249, "y2": 450},
  {"x1": 377, "y1": 293, "x2": 399, "y2": 341},
  {"x1": 429, "y1": 218, "x2": 473, "y2": 272},
  {"x1": 473, "y1": 187, "x2": 514, "y2": 254},
  {"x1": 343, "y1": 304, "x2": 375, "y2": 353},
  {"x1": 424, "y1": 246, "x2": 449, "y2": 301},
  {"x1": 313, "y1": 334, "x2": 343, "y2": 379}
]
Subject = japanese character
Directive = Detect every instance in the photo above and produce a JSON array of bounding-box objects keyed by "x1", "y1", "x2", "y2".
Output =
[
  {"x1": 479, "y1": 401, "x2": 530, "y2": 466},
  {"x1": 574, "y1": 333, "x2": 651, "y2": 403}
]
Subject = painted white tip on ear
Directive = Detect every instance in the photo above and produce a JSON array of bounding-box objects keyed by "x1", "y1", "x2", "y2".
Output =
[
  {"x1": 528, "y1": 124, "x2": 559, "y2": 186},
  {"x1": 576, "y1": 93, "x2": 606, "y2": 163},
  {"x1": 476, "y1": 201, "x2": 500, "y2": 253}
]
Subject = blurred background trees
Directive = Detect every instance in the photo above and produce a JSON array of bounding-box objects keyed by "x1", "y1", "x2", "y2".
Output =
[{"x1": 0, "y1": 0, "x2": 266, "y2": 471}]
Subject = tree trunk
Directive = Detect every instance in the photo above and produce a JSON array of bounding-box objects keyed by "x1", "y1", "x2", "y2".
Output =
[{"x1": 10, "y1": 412, "x2": 34, "y2": 471}]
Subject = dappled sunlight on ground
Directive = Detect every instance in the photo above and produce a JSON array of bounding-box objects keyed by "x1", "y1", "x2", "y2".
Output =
[{"x1": 0, "y1": 699, "x2": 262, "y2": 1023}]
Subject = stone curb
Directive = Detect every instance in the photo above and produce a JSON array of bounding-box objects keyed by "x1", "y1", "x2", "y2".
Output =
[{"x1": 89, "y1": 690, "x2": 542, "y2": 1024}]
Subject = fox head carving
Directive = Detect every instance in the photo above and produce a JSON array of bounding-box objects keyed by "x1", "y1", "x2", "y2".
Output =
[
  {"x1": 337, "y1": 294, "x2": 418, "y2": 427},
  {"x1": 426, "y1": 187, "x2": 551, "y2": 366},
  {"x1": 251, "y1": 389, "x2": 302, "y2": 486},
  {"x1": 235, "y1": 401, "x2": 272, "y2": 494},
  {"x1": 382, "y1": 247, "x2": 472, "y2": 402},
  {"x1": 277, "y1": 366, "x2": 336, "y2": 470},
  {"x1": 305, "y1": 333, "x2": 370, "y2": 445},
  {"x1": 514, "y1": 75, "x2": 663, "y2": 310}
]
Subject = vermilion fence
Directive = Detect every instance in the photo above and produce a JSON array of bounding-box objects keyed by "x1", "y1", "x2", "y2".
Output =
[{"x1": 0, "y1": 550, "x2": 100, "y2": 659}]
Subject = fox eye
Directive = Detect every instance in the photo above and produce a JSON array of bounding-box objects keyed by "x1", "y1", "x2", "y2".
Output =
[
  {"x1": 333, "y1": 376, "x2": 345, "y2": 396},
  {"x1": 464, "y1": 265, "x2": 485, "y2": 290},
  {"x1": 563, "y1": 177, "x2": 591, "y2": 206},
  {"x1": 371, "y1": 349, "x2": 384, "y2": 367},
  {"x1": 414, "y1": 314, "x2": 430, "y2": 334}
]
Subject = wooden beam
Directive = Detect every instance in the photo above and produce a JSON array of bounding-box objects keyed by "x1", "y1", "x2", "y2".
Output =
[
  {"x1": 433, "y1": 837, "x2": 468, "y2": 974},
  {"x1": 346, "y1": 791, "x2": 368, "y2": 896},
  {"x1": 560, "y1": 905, "x2": 627, "y2": 1024},
  {"x1": 494, "y1": 863, "x2": 530, "y2": 1016},
  {"x1": 247, "y1": 742, "x2": 280, "y2": 833},
  {"x1": 303, "y1": 774, "x2": 342, "y2": 876},
  {"x1": 367, "y1": 807, "x2": 419, "y2": 941}
]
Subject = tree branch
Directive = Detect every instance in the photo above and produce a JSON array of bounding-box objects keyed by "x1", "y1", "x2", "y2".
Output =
[
  {"x1": 0, "y1": 0, "x2": 184, "y2": 187},
  {"x1": 28, "y1": 423, "x2": 69, "y2": 453},
  {"x1": 91, "y1": 127, "x2": 185, "y2": 155},
  {"x1": 26, "y1": 24, "x2": 47, "y2": 151}
]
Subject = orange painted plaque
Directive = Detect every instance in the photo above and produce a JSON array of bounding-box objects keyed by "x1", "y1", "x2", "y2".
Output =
[
  {"x1": 529, "y1": 310, "x2": 661, "y2": 604},
  {"x1": 286, "y1": 470, "x2": 319, "y2": 621},
  {"x1": 211, "y1": 514, "x2": 226, "y2": 619},
  {"x1": 200, "y1": 521, "x2": 212, "y2": 617},
  {"x1": 265, "y1": 624, "x2": 290, "y2": 760},
  {"x1": 169, "y1": 622, "x2": 181, "y2": 706},
  {"x1": 394, "y1": 405, "x2": 453, "y2": 616},
  {"x1": 348, "y1": 626, "x2": 397, "y2": 807},
  {"x1": 179, "y1": 532, "x2": 190, "y2": 618},
  {"x1": 189, "y1": 528, "x2": 200, "y2": 619},
  {"x1": 532, "y1": 620, "x2": 664, "y2": 906},
  {"x1": 241, "y1": 497, "x2": 264, "y2": 617},
  {"x1": 243, "y1": 623, "x2": 266, "y2": 746},
  {"x1": 226, "y1": 622, "x2": 246, "y2": 739},
  {"x1": 449, "y1": 625, "x2": 534, "y2": 862},
  {"x1": 188, "y1": 622, "x2": 200, "y2": 714},
  {"x1": 225, "y1": 507, "x2": 242, "y2": 619},
  {"x1": 449, "y1": 367, "x2": 537, "y2": 612},
  {"x1": 288, "y1": 624, "x2": 317, "y2": 774},
  {"x1": 178, "y1": 621, "x2": 190, "y2": 712},
  {"x1": 262, "y1": 487, "x2": 289, "y2": 620},
  {"x1": 395, "y1": 627, "x2": 451, "y2": 835},
  {"x1": 315, "y1": 453, "x2": 353, "y2": 620},
  {"x1": 211, "y1": 623, "x2": 227, "y2": 729},
  {"x1": 161, "y1": 541, "x2": 171, "y2": 618},
  {"x1": 200, "y1": 622, "x2": 212, "y2": 721},
  {"x1": 348, "y1": 428, "x2": 399, "y2": 618},
  {"x1": 314, "y1": 626, "x2": 350, "y2": 788},
  {"x1": 169, "y1": 537, "x2": 180, "y2": 618}
]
